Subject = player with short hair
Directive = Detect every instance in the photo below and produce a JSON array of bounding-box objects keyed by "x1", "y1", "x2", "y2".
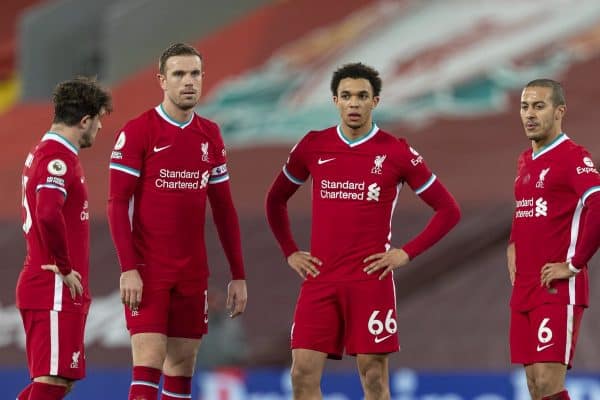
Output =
[
  {"x1": 508, "y1": 78, "x2": 600, "y2": 400},
  {"x1": 107, "y1": 43, "x2": 247, "y2": 400},
  {"x1": 266, "y1": 62, "x2": 460, "y2": 399},
  {"x1": 16, "y1": 77, "x2": 112, "y2": 400}
]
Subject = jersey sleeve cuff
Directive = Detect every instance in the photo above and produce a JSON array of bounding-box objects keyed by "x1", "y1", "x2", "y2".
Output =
[{"x1": 568, "y1": 262, "x2": 582, "y2": 274}]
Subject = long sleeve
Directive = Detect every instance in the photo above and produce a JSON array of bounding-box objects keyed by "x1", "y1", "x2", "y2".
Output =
[
  {"x1": 107, "y1": 170, "x2": 139, "y2": 272},
  {"x1": 401, "y1": 180, "x2": 461, "y2": 259},
  {"x1": 265, "y1": 172, "x2": 302, "y2": 258},
  {"x1": 36, "y1": 188, "x2": 71, "y2": 275},
  {"x1": 571, "y1": 193, "x2": 600, "y2": 269},
  {"x1": 207, "y1": 180, "x2": 245, "y2": 280}
]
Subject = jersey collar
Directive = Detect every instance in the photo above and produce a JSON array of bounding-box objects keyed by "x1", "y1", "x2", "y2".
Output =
[
  {"x1": 155, "y1": 104, "x2": 194, "y2": 129},
  {"x1": 531, "y1": 133, "x2": 568, "y2": 160},
  {"x1": 336, "y1": 123, "x2": 379, "y2": 147},
  {"x1": 42, "y1": 132, "x2": 79, "y2": 155}
]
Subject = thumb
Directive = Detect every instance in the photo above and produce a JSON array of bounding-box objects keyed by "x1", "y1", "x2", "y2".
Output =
[{"x1": 41, "y1": 265, "x2": 59, "y2": 273}]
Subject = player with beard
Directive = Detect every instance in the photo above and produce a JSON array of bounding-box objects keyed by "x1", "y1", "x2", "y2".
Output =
[
  {"x1": 107, "y1": 43, "x2": 247, "y2": 400},
  {"x1": 16, "y1": 77, "x2": 111, "y2": 400},
  {"x1": 508, "y1": 79, "x2": 600, "y2": 400},
  {"x1": 266, "y1": 63, "x2": 460, "y2": 399}
]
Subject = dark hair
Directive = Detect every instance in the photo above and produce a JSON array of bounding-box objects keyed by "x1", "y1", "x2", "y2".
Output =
[
  {"x1": 159, "y1": 43, "x2": 203, "y2": 74},
  {"x1": 330, "y1": 62, "x2": 382, "y2": 97},
  {"x1": 52, "y1": 77, "x2": 112, "y2": 126},
  {"x1": 524, "y1": 79, "x2": 566, "y2": 106}
]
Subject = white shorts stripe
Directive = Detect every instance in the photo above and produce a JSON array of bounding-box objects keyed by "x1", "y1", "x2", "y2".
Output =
[
  {"x1": 565, "y1": 305, "x2": 574, "y2": 365},
  {"x1": 50, "y1": 311, "x2": 59, "y2": 375},
  {"x1": 53, "y1": 274, "x2": 63, "y2": 311}
]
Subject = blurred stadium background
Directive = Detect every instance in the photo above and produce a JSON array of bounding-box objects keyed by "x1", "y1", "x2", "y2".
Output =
[{"x1": 1, "y1": 0, "x2": 600, "y2": 398}]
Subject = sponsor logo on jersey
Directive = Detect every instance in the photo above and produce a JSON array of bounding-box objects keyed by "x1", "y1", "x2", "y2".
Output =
[
  {"x1": 114, "y1": 131, "x2": 126, "y2": 150},
  {"x1": 367, "y1": 183, "x2": 381, "y2": 201},
  {"x1": 371, "y1": 155, "x2": 387, "y2": 174},
  {"x1": 515, "y1": 197, "x2": 547, "y2": 218},
  {"x1": 155, "y1": 169, "x2": 208, "y2": 190},
  {"x1": 201, "y1": 142, "x2": 209, "y2": 162},
  {"x1": 47, "y1": 159, "x2": 67, "y2": 176},
  {"x1": 576, "y1": 157, "x2": 598, "y2": 175},
  {"x1": 318, "y1": 157, "x2": 335, "y2": 165},
  {"x1": 536, "y1": 168, "x2": 550, "y2": 188},
  {"x1": 319, "y1": 180, "x2": 382, "y2": 202},
  {"x1": 111, "y1": 151, "x2": 123, "y2": 160},
  {"x1": 153, "y1": 144, "x2": 172, "y2": 153},
  {"x1": 409, "y1": 147, "x2": 423, "y2": 166}
]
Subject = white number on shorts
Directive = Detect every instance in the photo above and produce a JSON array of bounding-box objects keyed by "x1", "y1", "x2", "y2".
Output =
[
  {"x1": 368, "y1": 309, "x2": 397, "y2": 336},
  {"x1": 21, "y1": 176, "x2": 32, "y2": 234},
  {"x1": 538, "y1": 318, "x2": 552, "y2": 344}
]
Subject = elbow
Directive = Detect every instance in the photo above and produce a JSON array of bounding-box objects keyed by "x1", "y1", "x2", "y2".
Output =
[
  {"x1": 450, "y1": 202, "x2": 461, "y2": 227},
  {"x1": 37, "y1": 206, "x2": 59, "y2": 230}
]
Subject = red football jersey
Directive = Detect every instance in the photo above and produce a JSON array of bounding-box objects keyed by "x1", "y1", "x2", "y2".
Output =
[
  {"x1": 510, "y1": 134, "x2": 600, "y2": 311},
  {"x1": 16, "y1": 132, "x2": 91, "y2": 313},
  {"x1": 283, "y1": 124, "x2": 436, "y2": 282},
  {"x1": 108, "y1": 105, "x2": 230, "y2": 273}
]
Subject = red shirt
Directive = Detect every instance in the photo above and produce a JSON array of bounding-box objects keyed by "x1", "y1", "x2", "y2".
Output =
[
  {"x1": 16, "y1": 132, "x2": 90, "y2": 313},
  {"x1": 282, "y1": 124, "x2": 437, "y2": 282},
  {"x1": 511, "y1": 134, "x2": 600, "y2": 311},
  {"x1": 108, "y1": 106, "x2": 239, "y2": 276}
]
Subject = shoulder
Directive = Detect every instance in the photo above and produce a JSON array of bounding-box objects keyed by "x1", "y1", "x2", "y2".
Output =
[
  {"x1": 562, "y1": 138, "x2": 592, "y2": 160},
  {"x1": 376, "y1": 130, "x2": 416, "y2": 156},
  {"x1": 194, "y1": 114, "x2": 222, "y2": 137},
  {"x1": 122, "y1": 109, "x2": 157, "y2": 132},
  {"x1": 298, "y1": 126, "x2": 337, "y2": 148},
  {"x1": 34, "y1": 145, "x2": 78, "y2": 179}
]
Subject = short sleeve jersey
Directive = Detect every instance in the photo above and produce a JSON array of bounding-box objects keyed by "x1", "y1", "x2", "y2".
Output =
[
  {"x1": 17, "y1": 132, "x2": 90, "y2": 313},
  {"x1": 283, "y1": 124, "x2": 436, "y2": 282},
  {"x1": 109, "y1": 105, "x2": 229, "y2": 273},
  {"x1": 511, "y1": 134, "x2": 600, "y2": 311}
]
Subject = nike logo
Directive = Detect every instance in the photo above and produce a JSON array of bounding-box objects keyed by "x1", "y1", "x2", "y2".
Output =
[
  {"x1": 537, "y1": 343, "x2": 554, "y2": 352},
  {"x1": 153, "y1": 145, "x2": 172, "y2": 153},
  {"x1": 318, "y1": 157, "x2": 335, "y2": 165},
  {"x1": 374, "y1": 334, "x2": 392, "y2": 344}
]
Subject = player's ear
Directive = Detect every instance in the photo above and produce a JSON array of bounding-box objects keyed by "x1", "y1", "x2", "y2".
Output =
[
  {"x1": 79, "y1": 114, "x2": 92, "y2": 128},
  {"x1": 555, "y1": 104, "x2": 566, "y2": 120},
  {"x1": 372, "y1": 96, "x2": 380, "y2": 108},
  {"x1": 332, "y1": 96, "x2": 339, "y2": 106},
  {"x1": 157, "y1": 73, "x2": 167, "y2": 90}
]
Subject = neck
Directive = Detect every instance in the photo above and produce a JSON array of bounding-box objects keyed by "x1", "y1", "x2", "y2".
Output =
[
  {"x1": 161, "y1": 99, "x2": 193, "y2": 123},
  {"x1": 532, "y1": 129, "x2": 561, "y2": 152},
  {"x1": 49, "y1": 124, "x2": 80, "y2": 149},
  {"x1": 340, "y1": 119, "x2": 373, "y2": 141}
]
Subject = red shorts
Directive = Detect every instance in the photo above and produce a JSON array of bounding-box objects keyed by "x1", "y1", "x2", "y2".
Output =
[
  {"x1": 125, "y1": 266, "x2": 208, "y2": 338},
  {"x1": 19, "y1": 310, "x2": 87, "y2": 380},
  {"x1": 510, "y1": 304, "x2": 584, "y2": 368},
  {"x1": 291, "y1": 277, "x2": 400, "y2": 359}
]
